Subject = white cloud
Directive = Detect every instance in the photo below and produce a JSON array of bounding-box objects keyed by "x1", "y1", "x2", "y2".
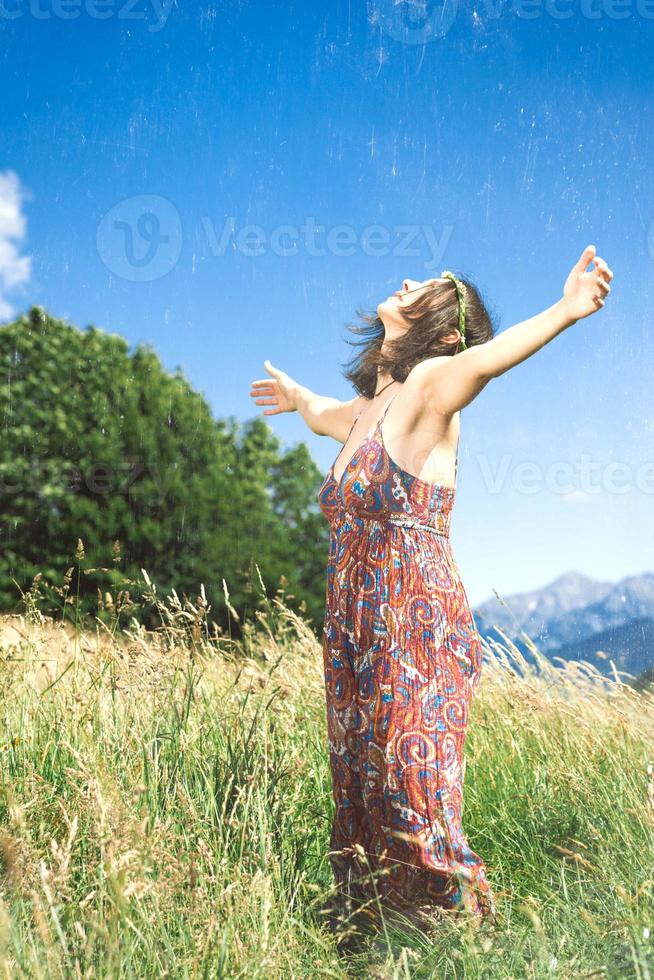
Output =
[{"x1": 0, "y1": 170, "x2": 32, "y2": 320}]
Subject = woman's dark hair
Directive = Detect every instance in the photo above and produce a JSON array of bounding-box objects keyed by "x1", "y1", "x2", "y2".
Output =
[{"x1": 341, "y1": 274, "x2": 498, "y2": 399}]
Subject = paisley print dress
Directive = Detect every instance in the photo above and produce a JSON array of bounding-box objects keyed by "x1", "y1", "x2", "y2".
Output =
[{"x1": 317, "y1": 392, "x2": 496, "y2": 924}]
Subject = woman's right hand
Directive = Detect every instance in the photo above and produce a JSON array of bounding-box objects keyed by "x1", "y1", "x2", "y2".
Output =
[
  {"x1": 250, "y1": 360, "x2": 299, "y2": 415},
  {"x1": 560, "y1": 244, "x2": 613, "y2": 322}
]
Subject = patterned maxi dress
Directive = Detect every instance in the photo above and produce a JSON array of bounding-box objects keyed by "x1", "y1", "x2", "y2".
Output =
[{"x1": 317, "y1": 392, "x2": 497, "y2": 924}]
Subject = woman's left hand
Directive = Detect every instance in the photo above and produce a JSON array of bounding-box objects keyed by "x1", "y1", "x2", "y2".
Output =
[{"x1": 561, "y1": 244, "x2": 613, "y2": 322}]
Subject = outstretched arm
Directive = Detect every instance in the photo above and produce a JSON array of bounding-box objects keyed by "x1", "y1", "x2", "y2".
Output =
[
  {"x1": 414, "y1": 245, "x2": 613, "y2": 415},
  {"x1": 250, "y1": 360, "x2": 362, "y2": 440}
]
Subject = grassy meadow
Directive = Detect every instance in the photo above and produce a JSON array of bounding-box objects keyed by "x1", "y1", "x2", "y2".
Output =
[{"x1": 0, "y1": 560, "x2": 653, "y2": 978}]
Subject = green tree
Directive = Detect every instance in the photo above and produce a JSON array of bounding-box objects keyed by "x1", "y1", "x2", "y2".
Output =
[{"x1": 0, "y1": 307, "x2": 330, "y2": 633}]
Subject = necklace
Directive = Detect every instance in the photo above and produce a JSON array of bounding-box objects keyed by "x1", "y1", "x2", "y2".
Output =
[{"x1": 374, "y1": 379, "x2": 396, "y2": 398}]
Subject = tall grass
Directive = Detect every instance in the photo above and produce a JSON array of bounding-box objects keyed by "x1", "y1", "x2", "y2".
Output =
[{"x1": 0, "y1": 562, "x2": 653, "y2": 977}]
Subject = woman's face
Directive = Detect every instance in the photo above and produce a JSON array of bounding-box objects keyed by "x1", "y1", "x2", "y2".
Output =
[{"x1": 377, "y1": 277, "x2": 442, "y2": 334}]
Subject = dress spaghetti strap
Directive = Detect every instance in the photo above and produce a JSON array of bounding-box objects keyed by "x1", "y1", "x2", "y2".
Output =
[
  {"x1": 454, "y1": 412, "x2": 461, "y2": 485},
  {"x1": 381, "y1": 392, "x2": 397, "y2": 422},
  {"x1": 345, "y1": 405, "x2": 363, "y2": 440}
]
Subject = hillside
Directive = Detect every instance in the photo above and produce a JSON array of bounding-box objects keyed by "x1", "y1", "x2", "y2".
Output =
[{"x1": 549, "y1": 617, "x2": 654, "y2": 681}]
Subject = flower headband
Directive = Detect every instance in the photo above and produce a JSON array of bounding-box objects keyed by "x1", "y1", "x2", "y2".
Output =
[{"x1": 441, "y1": 270, "x2": 468, "y2": 351}]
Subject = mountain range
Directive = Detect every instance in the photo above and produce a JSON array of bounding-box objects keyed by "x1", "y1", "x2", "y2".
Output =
[{"x1": 472, "y1": 571, "x2": 654, "y2": 683}]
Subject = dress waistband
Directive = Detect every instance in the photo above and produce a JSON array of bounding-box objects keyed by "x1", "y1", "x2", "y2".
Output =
[
  {"x1": 338, "y1": 512, "x2": 450, "y2": 537},
  {"x1": 386, "y1": 514, "x2": 449, "y2": 536}
]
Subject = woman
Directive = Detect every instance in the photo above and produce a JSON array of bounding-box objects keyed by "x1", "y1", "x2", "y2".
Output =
[{"x1": 249, "y1": 245, "x2": 613, "y2": 939}]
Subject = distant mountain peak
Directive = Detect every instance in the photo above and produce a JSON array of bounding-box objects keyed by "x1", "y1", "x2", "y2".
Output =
[
  {"x1": 473, "y1": 570, "x2": 654, "y2": 676},
  {"x1": 476, "y1": 570, "x2": 613, "y2": 626},
  {"x1": 548, "y1": 570, "x2": 607, "y2": 590}
]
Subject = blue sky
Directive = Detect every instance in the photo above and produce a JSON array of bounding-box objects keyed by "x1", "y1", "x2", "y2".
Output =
[{"x1": 1, "y1": 0, "x2": 653, "y2": 605}]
